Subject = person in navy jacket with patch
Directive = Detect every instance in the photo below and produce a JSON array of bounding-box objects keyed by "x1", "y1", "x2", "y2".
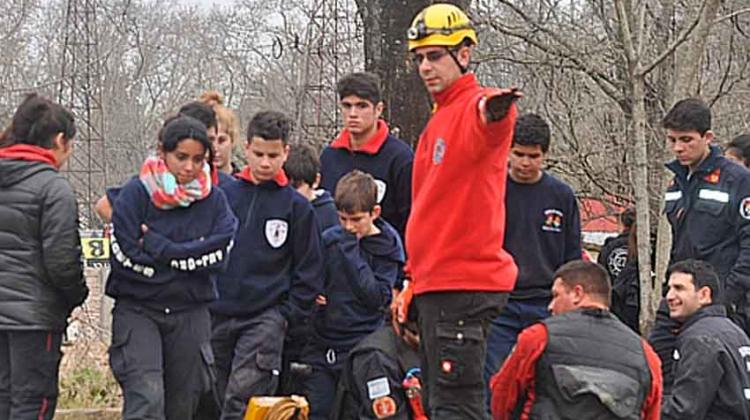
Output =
[
  {"x1": 211, "y1": 111, "x2": 324, "y2": 420},
  {"x1": 107, "y1": 115, "x2": 238, "y2": 420},
  {"x1": 320, "y1": 72, "x2": 413, "y2": 241},
  {"x1": 484, "y1": 113, "x2": 581, "y2": 394},
  {"x1": 302, "y1": 170, "x2": 404, "y2": 420}
]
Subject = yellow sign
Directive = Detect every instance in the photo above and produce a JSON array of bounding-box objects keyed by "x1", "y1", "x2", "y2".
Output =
[{"x1": 81, "y1": 237, "x2": 110, "y2": 261}]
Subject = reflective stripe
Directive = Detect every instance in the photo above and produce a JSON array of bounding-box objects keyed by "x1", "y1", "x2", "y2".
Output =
[
  {"x1": 664, "y1": 191, "x2": 682, "y2": 201},
  {"x1": 698, "y1": 189, "x2": 729, "y2": 203}
]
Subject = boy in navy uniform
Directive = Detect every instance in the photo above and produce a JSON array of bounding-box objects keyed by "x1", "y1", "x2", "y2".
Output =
[
  {"x1": 279, "y1": 143, "x2": 339, "y2": 394},
  {"x1": 303, "y1": 170, "x2": 404, "y2": 420},
  {"x1": 320, "y1": 72, "x2": 413, "y2": 240},
  {"x1": 285, "y1": 144, "x2": 339, "y2": 233},
  {"x1": 211, "y1": 111, "x2": 324, "y2": 420}
]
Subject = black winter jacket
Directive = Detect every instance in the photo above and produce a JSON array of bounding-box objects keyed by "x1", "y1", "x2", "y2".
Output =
[
  {"x1": 0, "y1": 159, "x2": 88, "y2": 331},
  {"x1": 663, "y1": 304, "x2": 750, "y2": 420}
]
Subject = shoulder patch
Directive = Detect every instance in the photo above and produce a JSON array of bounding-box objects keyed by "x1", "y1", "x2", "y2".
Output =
[
  {"x1": 372, "y1": 396, "x2": 397, "y2": 419},
  {"x1": 367, "y1": 376, "x2": 391, "y2": 400},
  {"x1": 740, "y1": 198, "x2": 750, "y2": 220}
]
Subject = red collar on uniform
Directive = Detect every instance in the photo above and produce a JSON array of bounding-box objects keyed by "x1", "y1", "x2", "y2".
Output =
[
  {"x1": 0, "y1": 144, "x2": 58, "y2": 168},
  {"x1": 432, "y1": 73, "x2": 479, "y2": 110},
  {"x1": 236, "y1": 166, "x2": 289, "y2": 187},
  {"x1": 330, "y1": 120, "x2": 389, "y2": 155}
]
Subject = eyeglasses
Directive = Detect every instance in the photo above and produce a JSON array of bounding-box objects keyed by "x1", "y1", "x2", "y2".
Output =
[{"x1": 410, "y1": 49, "x2": 452, "y2": 66}]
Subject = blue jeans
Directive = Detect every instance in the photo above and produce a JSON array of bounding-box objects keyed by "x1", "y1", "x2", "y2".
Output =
[{"x1": 483, "y1": 298, "x2": 550, "y2": 388}]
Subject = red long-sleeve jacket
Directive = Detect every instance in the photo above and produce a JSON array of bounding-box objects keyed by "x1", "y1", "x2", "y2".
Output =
[{"x1": 406, "y1": 73, "x2": 518, "y2": 295}]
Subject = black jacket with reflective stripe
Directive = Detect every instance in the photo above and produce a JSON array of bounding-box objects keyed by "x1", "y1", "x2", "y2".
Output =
[
  {"x1": 665, "y1": 145, "x2": 750, "y2": 301},
  {"x1": 532, "y1": 309, "x2": 652, "y2": 420},
  {"x1": 0, "y1": 159, "x2": 87, "y2": 331}
]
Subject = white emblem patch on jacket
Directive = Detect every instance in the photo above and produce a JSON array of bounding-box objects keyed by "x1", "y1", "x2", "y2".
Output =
[
  {"x1": 265, "y1": 219, "x2": 288, "y2": 248},
  {"x1": 374, "y1": 179, "x2": 387, "y2": 203}
]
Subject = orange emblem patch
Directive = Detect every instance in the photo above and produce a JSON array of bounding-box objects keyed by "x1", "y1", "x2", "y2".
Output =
[{"x1": 372, "y1": 396, "x2": 397, "y2": 419}]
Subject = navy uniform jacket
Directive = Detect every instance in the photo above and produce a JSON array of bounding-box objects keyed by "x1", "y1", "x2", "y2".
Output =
[
  {"x1": 320, "y1": 120, "x2": 413, "y2": 241},
  {"x1": 663, "y1": 304, "x2": 750, "y2": 420},
  {"x1": 665, "y1": 145, "x2": 750, "y2": 303},
  {"x1": 211, "y1": 170, "x2": 323, "y2": 328},
  {"x1": 311, "y1": 219, "x2": 404, "y2": 349},
  {"x1": 107, "y1": 178, "x2": 238, "y2": 309}
]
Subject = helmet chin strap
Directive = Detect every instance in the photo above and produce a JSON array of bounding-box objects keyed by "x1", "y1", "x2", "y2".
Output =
[{"x1": 447, "y1": 48, "x2": 469, "y2": 74}]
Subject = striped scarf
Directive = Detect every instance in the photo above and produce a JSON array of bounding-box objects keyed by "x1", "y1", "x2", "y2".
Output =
[{"x1": 139, "y1": 156, "x2": 211, "y2": 209}]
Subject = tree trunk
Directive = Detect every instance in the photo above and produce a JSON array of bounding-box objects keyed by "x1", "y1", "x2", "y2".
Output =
[
  {"x1": 355, "y1": 0, "x2": 469, "y2": 146},
  {"x1": 632, "y1": 75, "x2": 658, "y2": 335}
]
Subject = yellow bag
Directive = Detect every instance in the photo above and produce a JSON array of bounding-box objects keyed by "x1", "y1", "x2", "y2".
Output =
[{"x1": 244, "y1": 395, "x2": 309, "y2": 420}]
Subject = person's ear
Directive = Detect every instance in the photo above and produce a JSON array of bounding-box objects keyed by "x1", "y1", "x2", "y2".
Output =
[
  {"x1": 572, "y1": 284, "x2": 586, "y2": 305},
  {"x1": 698, "y1": 286, "x2": 713, "y2": 305},
  {"x1": 704, "y1": 130, "x2": 714, "y2": 144},
  {"x1": 457, "y1": 45, "x2": 472, "y2": 68},
  {"x1": 371, "y1": 204, "x2": 382, "y2": 219},
  {"x1": 375, "y1": 101, "x2": 385, "y2": 119},
  {"x1": 313, "y1": 173, "x2": 321, "y2": 189},
  {"x1": 52, "y1": 133, "x2": 67, "y2": 152}
]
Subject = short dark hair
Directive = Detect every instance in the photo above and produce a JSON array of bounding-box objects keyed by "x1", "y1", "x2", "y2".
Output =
[
  {"x1": 667, "y1": 259, "x2": 721, "y2": 302},
  {"x1": 727, "y1": 134, "x2": 750, "y2": 167},
  {"x1": 336, "y1": 72, "x2": 382, "y2": 105},
  {"x1": 178, "y1": 101, "x2": 217, "y2": 130},
  {"x1": 284, "y1": 144, "x2": 320, "y2": 188},
  {"x1": 662, "y1": 98, "x2": 711, "y2": 135},
  {"x1": 2, "y1": 93, "x2": 76, "y2": 149},
  {"x1": 513, "y1": 113, "x2": 551, "y2": 153},
  {"x1": 554, "y1": 260, "x2": 611, "y2": 306},
  {"x1": 247, "y1": 110, "x2": 292, "y2": 144},
  {"x1": 334, "y1": 170, "x2": 378, "y2": 213}
]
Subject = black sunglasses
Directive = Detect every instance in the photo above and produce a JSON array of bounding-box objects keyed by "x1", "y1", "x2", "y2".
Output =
[{"x1": 410, "y1": 48, "x2": 452, "y2": 66}]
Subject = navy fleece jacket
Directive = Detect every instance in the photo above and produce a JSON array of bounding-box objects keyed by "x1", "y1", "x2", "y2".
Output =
[
  {"x1": 212, "y1": 174, "x2": 324, "y2": 327},
  {"x1": 312, "y1": 189, "x2": 339, "y2": 233},
  {"x1": 311, "y1": 219, "x2": 404, "y2": 349},
  {"x1": 106, "y1": 178, "x2": 238, "y2": 309},
  {"x1": 320, "y1": 122, "x2": 413, "y2": 240}
]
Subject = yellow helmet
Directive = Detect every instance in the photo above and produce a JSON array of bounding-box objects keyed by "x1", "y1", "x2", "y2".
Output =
[{"x1": 407, "y1": 3, "x2": 478, "y2": 51}]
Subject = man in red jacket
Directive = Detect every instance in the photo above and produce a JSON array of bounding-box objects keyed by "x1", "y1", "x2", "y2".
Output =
[
  {"x1": 397, "y1": 3, "x2": 522, "y2": 419},
  {"x1": 490, "y1": 261, "x2": 662, "y2": 420}
]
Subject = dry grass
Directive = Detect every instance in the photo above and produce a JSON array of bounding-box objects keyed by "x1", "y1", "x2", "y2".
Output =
[{"x1": 58, "y1": 337, "x2": 121, "y2": 410}]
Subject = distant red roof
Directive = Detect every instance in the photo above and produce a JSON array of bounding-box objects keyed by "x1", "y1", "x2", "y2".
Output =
[{"x1": 579, "y1": 198, "x2": 627, "y2": 233}]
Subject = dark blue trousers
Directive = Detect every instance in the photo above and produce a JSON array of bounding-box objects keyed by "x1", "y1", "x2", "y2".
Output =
[
  {"x1": 0, "y1": 330, "x2": 63, "y2": 420},
  {"x1": 302, "y1": 343, "x2": 349, "y2": 420},
  {"x1": 483, "y1": 298, "x2": 551, "y2": 386}
]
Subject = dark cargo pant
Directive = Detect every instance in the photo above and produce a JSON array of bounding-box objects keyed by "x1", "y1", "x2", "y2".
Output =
[
  {"x1": 301, "y1": 343, "x2": 349, "y2": 420},
  {"x1": 109, "y1": 300, "x2": 215, "y2": 420},
  {"x1": 415, "y1": 291, "x2": 508, "y2": 420},
  {"x1": 211, "y1": 307, "x2": 286, "y2": 420},
  {"x1": 0, "y1": 330, "x2": 63, "y2": 420}
]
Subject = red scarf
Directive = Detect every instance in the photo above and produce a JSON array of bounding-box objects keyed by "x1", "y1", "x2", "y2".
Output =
[
  {"x1": 236, "y1": 166, "x2": 289, "y2": 186},
  {"x1": 0, "y1": 144, "x2": 58, "y2": 168}
]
